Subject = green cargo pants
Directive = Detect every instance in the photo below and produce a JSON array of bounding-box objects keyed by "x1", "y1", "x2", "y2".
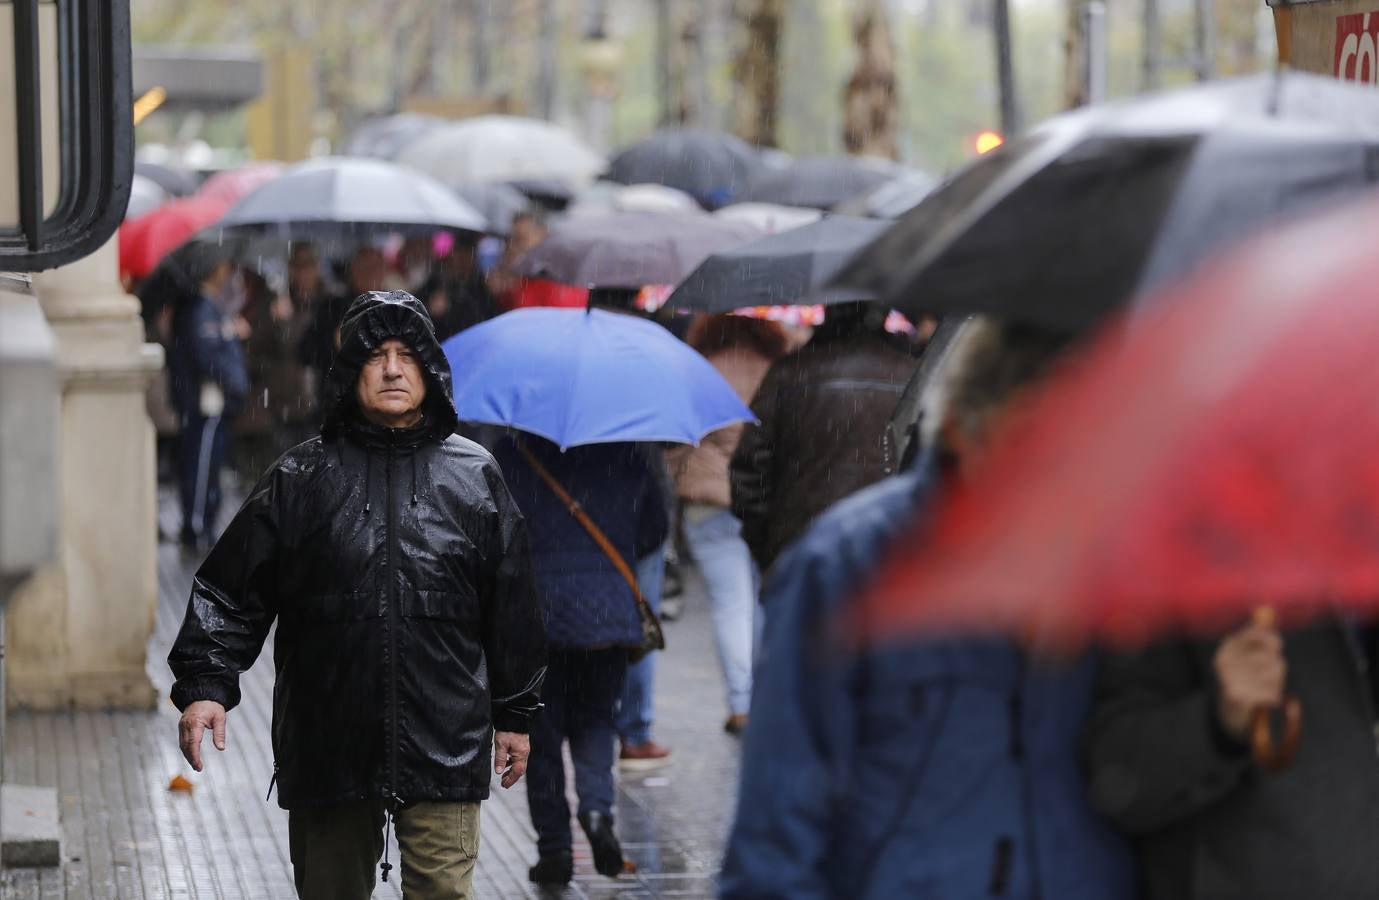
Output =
[{"x1": 288, "y1": 800, "x2": 480, "y2": 900}]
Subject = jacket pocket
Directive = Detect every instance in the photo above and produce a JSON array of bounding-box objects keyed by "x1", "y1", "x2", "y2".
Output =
[{"x1": 399, "y1": 589, "x2": 479, "y2": 624}]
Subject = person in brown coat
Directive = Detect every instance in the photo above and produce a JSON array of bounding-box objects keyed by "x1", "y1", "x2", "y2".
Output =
[
  {"x1": 667, "y1": 315, "x2": 791, "y2": 733},
  {"x1": 729, "y1": 301, "x2": 921, "y2": 574}
]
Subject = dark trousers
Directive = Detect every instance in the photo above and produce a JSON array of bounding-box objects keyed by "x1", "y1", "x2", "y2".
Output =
[
  {"x1": 178, "y1": 411, "x2": 230, "y2": 542},
  {"x1": 527, "y1": 648, "x2": 628, "y2": 856}
]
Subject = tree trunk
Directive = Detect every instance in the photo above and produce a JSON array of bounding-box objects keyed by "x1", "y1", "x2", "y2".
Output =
[
  {"x1": 732, "y1": 0, "x2": 785, "y2": 147},
  {"x1": 656, "y1": 0, "x2": 675, "y2": 126},
  {"x1": 842, "y1": 0, "x2": 899, "y2": 160},
  {"x1": 680, "y1": 3, "x2": 707, "y2": 127},
  {"x1": 992, "y1": 0, "x2": 1021, "y2": 135},
  {"x1": 471, "y1": 0, "x2": 492, "y2": 92},
  {"x1": 536, "y1": 0, "x2": 558, "y2": 120},
  {"x1": 1063, "y1": 0, "x2": 1092, "y2": 109}
]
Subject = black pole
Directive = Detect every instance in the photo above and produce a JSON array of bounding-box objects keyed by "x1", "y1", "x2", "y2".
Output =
[
  {"x1": 993, "y1": 0, "x2": 1021, "y2": 136},
  {"x1": 14, "y1": 0, "x2": 44, "y2": 251}
]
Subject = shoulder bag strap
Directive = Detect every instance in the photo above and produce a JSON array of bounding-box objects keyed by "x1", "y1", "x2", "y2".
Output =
[{"x1": 515, "y1": 441, "x2": 665, "y2": 644}]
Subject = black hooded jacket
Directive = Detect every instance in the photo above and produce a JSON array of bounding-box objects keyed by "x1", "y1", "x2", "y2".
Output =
[{"x1": 168, "y1": 290, "x2": 546, "y2": 810}]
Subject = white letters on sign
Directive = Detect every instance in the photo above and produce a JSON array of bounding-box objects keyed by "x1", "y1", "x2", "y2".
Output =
[{"x1": 1336, "y1": 13, "x2": 1379, "y2": 84}]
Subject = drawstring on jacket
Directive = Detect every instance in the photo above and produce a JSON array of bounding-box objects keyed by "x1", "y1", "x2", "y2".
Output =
[
  {"x1": 379, "y1": 797, "x2": 398, "y2": 881},
  {"x1": 410, "y1": 453, "x2": 418, "y2": 505},
  {"x1": 362, "y1": 451, "x2": 373, "y2": 517}
]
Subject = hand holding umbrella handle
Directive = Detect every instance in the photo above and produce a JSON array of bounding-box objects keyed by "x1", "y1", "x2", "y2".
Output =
[
  {"x1": 1249, "y1": 693, "x2": 1302, "y2": 773},
  {"x1": 1245, "y1": 606, "x2": 1301, "y2": 773}
]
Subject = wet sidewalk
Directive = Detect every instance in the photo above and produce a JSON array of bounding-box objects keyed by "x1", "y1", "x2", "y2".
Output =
[{"x1": 1, "y1": 489, "x2": 742, "y2": 899}]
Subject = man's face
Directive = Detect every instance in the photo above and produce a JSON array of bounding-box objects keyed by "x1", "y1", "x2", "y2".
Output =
[
  {"x1": 507, "y1": 218, "x2": 546, "y2": 258},
  {"x1": 355, "y1": 338, "x2": 427, "y2": 427},
  {"x1": 289, "y1": 248, "x2": 320, "y2": 296},
  {"x1": 350, "y1": 248, "x2": 387, "y2": 293}
]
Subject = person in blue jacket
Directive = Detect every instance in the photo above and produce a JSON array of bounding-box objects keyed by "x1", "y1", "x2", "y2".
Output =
[
  {"x1": 719, "y1": 318, "x2": 1136, "y2": 900},
  {"x1": 166, "y1": 246, "x2": 250, "y2": 551},
  {"x1": 493, "y1": 434, "x2": 669, "y2": 887}
]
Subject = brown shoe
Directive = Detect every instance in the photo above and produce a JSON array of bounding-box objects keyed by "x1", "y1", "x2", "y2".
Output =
[
  {"x1": 619, "y1": 740, "x2": 673, "y2": 770},
  {"x1": 724, "y1": 714, "x2": 749, "y2": 736}
]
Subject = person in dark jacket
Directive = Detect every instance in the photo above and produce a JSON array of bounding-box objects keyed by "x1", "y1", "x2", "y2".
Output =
[
  {"x1": 729, "y1": 301, "x2": 921, "y2": 574},
  {"x1": 720, "y1": 319, "x2": 1135, "y2": 900},
  {"x1": 166, "y1": 246, "x2": 250, "y2": 550},
  {"x1": 169, "y1": 291, "x2": 546, "y2": 900},
  {"x1": 420, "y1": 237, "x2": 498, "y2": 342},
  {"x1": 492, "y1": 435, "x2": 669, "y2": 887},
  {"x1": 1086, "y1": 615, "x2": 1379, "y2": 899}
]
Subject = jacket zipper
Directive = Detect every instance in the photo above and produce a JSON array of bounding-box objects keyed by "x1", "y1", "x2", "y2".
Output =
[{"x1": 385, "y1": 443, "x2": 401, "y2": 804}]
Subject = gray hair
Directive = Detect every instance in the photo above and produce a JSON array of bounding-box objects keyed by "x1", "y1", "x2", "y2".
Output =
[{"x1": 920, "y1": 316, "x2": 1071, "y2": 449}]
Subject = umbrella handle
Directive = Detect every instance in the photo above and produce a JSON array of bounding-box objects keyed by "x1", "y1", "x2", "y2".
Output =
[{"x1": 1249, "y1": 694, "x2": 1302, "y2": 774}]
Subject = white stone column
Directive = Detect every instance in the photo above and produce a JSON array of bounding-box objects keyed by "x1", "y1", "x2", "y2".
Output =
[{"x1": 6, "y1": 239, "x2": 164, "y2": 710}]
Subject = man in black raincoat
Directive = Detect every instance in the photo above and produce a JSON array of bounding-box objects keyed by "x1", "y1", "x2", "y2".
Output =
[{"x1": 168, "y1": 290, "x2": 546, "y2": 900}]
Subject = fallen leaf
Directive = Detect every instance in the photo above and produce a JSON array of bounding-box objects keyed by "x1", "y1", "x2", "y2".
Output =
[{"x1": 168, "y1": 775, "x2": 194, "y2": 793}]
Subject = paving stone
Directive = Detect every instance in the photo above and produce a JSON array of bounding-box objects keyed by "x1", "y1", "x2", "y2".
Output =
[{"x1": 1, "y1": 785, "x2": 62, "y2": 868}]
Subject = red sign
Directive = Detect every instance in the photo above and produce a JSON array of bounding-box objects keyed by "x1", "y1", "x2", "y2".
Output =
[{"x1": 1335, "y1": 12, "x2": 1379, "y2": 83}]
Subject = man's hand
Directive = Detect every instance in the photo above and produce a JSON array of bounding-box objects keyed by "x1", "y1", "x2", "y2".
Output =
[
  {"x1": 494, "y1": 731, "x2": 530, "y2": 789},
  {"x1": 179, "y1": 700, "x2": 228, "y2": 772},
  {"x1": 1213, "y1": 609, "x2": 1286, "y2": 740}
]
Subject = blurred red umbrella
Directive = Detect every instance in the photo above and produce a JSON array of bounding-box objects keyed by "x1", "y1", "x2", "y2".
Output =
[
  {"x1": 119, "y1": 195, "x2": 229, "y2": 282},
  {"x1": 195, "y1": 161, "x2": 284, "y2": 205},
  {"x1": 856, "y1": 193, "x2": 1379, "y2": 650}
]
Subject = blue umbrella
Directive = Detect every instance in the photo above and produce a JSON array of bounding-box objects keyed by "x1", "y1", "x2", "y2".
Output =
[{"x1": 443, "y1": 308, "x2": 754, "y2": 449}]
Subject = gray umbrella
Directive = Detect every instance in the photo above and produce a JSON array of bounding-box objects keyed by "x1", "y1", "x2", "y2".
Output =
[
  {"x1": 743, "y1": 154, "x2": 907, "y2": 210},
  {"x1": 215, "y1": 157, "x2": 487, "y2": 237},
  {"x1": 606, "y1": 129, "x2": 762, "y2": 209},
  {"x1": 135, "y1": 161, "x2": 199, "y2": 197},
  {"x1": 514, "y1": 210, "x2": 762, "y2": 289},
  {"x1": 834, "y1": 72, "x2": 1379, "y2": 333},
  {"x1": 125, "y1": 174, "x2": 169, "y2": 220},
  {"x1": 834, "y1": 170, "x2": 939, "y2": 218},
  {"x1": 343, "y1": 113, "x2": 446, "y2": 160},
  {"x1": 667, "y1": 215, "x2": 891, "y2": 312},
  {"x1": 454, "y1": 182, "x2": 533, "y2": 235}
]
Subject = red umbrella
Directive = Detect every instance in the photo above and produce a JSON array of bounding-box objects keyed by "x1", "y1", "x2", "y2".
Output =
[
  {"x1": 119, "y1": 195, "x2": 230, "y2": 281},
  {"x1": 195, "y1": 162, "x2": 284, "y2": 205},
  {"x1": 856, "y1": 194, "x2": 1379, "y2": 649}
]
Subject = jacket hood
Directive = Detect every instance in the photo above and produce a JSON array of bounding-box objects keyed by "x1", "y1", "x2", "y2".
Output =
[{"x1": 322, "y1": 290, "x2": 459, "y2": 438}]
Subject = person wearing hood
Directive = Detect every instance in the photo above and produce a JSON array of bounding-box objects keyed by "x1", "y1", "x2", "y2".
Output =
[
  {"x1": 719, "y1": 319, "x2": 1135, "y2": 900},
  {"x1": 166, "y1": 245, "x2": 251, "y2": 551},
  {"x1": 168, "y1": 291, "x2": 547, "y2": 900}
]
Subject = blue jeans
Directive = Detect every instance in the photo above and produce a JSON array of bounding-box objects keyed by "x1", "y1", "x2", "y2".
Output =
[
  {"x1": 615, "y1": 548, "x2": 666, "y2": 745},
  {"x1": 683, "y1": 506, "x2": 760, "y2": 716},
  {"x1": 527, "y1": 648, "x2": 628, "y2": 856}
]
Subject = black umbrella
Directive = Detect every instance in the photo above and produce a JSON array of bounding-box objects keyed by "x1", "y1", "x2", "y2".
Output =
[
  {"x1": 135, "y1": 161, "x2": 199, "y2": 197},
  {"x1": 506, "y1": 178, "x2": 577, "y2": 211},
  {"x1": 743, "y1": 154, "x2": 906, "y2": 210},
  {"x1": 607, "y1": 129, "x2": 762, "y2": 210},
  {"x1": 667, "y1": 215, "x2": 891, "y2": 312},
  {"x1": 514, "y1": 210, "x2": 762, "y2": 289},
  {"x1": 834, "y1": 72, "x2": 1379, "y2": 333}
]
